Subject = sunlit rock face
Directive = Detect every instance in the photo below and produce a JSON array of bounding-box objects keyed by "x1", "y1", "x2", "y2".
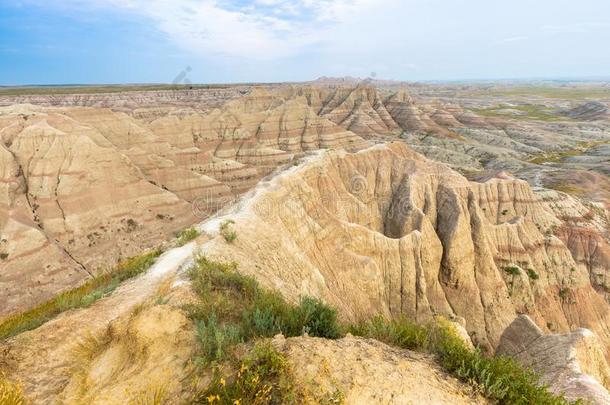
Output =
[
  {"x1": 0, "y1": 88, "x2": 370, "y2": 317},
  {"x1": 497, "y1": 315, "x2": 610, "y2": 404},
  {"x1": 202, "y1": 143, "x2": 610, "y2": 357}
]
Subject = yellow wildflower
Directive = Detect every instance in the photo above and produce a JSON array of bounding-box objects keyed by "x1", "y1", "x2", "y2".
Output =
[{"x1": 220, "y1": 377, "x2": 226, "y2": 387}]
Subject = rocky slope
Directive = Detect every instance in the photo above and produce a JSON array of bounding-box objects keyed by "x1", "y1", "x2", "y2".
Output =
[
  {"x1": 200, "y1": 143, "x2": 610, "y2": 357},
  {"x1": 273, "y1": 334, "x2": 486, "y2": 405},
  {"x1": 497, "y1": 315, "x2": 610, "y2": 404},
  {"x1": 0, "y1": 233, "x2": 487, "y2": 405},
  {"x1": 0, "y1": 90, "x2": 369, "y2": 316},
  {"x1": 1, "y1": 141, "x2": 607, "y2": 404},
  {"x1": 2, "y1": 82, "x2": 608, "y2": 323}
]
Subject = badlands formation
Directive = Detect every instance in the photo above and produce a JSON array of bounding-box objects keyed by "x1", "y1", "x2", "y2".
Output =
[{"x1": 0, "y1": 81, "x2": 609, "y2": 404}]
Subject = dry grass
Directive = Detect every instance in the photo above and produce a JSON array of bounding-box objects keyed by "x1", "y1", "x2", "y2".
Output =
[
  {"x1": 528, "y1": 141, "x2": 608, "y2": 165},
  {"x1": 0, "y1": 84, "x2": 234, "y2": 96},
  {"x1": 474, "y1": 86, "x2": 610, "y2": 100},
  {"x1": 547, "y1": 183, "x2": 584, "y2": 195},
  {"x1": 129, "y1": 386, "x2": 168, "y2": 405},
  {"x1": 473, "y1": 104, "x2": 562, "y2": 121},
  {"x1": 0, "y1": 249, "x2": 163, "y2": 341},
  {"x1": 0, "y1": 373, "x2": 25, "y2": 405}
]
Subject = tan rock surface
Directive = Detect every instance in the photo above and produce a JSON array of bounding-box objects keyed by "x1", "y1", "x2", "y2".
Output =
[
  {"x1": 0, "y1": 91, "x2": 369, "y2": 316},
  {"x1": 496, "y1": 315, "x2": 610, "y2": 404},
  {"x1": 273, "y1": 334, "x2": 487, "y2": 405},
  {"x1": 0, "y1": 239, "x2": 200, "y2": 404},
  {"x1": 60, "y1": 305, "x2": 196, "y2": 405}
]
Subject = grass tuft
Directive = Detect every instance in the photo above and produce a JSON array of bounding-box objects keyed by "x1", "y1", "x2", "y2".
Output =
[
  {"x1": 176, "y1": 227, "x2": 200, "y2": 246},
  {"x1": 129, "y1": 386, "x2": 168, "y2": 405},
  {"x1": 0, "y1": 373, "x2": 25, "y2": 405},
  {"x1": 0, "y1": 249, "x2": 162, "y2": 341},
  {"x1": 219, "y1": 220, "x2": 237, "y2": 243}
]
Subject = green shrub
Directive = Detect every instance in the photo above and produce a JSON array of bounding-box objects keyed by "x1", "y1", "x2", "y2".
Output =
[
  {"x1": 220, "y1": 220, "x2": 237, "y2": 243},
  {"x1": 195, "y1": 341, "x2": 296, "y2": 405},
  {"x1": 187, "y1": 257, "x2": 341, "y2": 365},
  {"x1": 287, "y1": 297, "x2": 341, "y2": 339},
  {"x1": 0, "y1": 249, "x2": 162, "y2": 340},
  {"x1": 527, "y1": 269, "x2": 540, "y2": 280},
  {"x1": 349, "y1": 316, "x2": 428, "y2": 351},
  {"x1": 503, "y1": 266, "x2": 521, "y2": 276},
  {"x1": 242, "y1": 295, "x2": 341, "y2": 340},
  {"x1": 176, "y1": 227, "x2": 200, "y2": 246},
  {"x1": 0, "y1": 253, "x2": 8, "y2": 260},
  {"x1": 195, "y1": 314, "x2": 243, "y2": 366}
]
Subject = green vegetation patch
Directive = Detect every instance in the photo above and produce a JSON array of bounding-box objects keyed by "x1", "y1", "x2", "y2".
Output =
[
  {"x1": 528, "y1": 141, "x2": 609, "y2": 165},
  {"x1": 176, "y1": 227, "x2": 200, "y2": 246},
  {"x1": 479, "y1": 85, "x2": 610, "y2": 100},
  {"x1": 0, "y1": 249, "x2": 163, "y2": 341},
  {"x1": 188, "y1": 258, "x2": 576, "y2": 405},
  {"x1": 472, "y1": 104, "x2": 562, "y2": 121},
  {"x1": 187, "y1": 257, "x2": 342, "y2": 403},
  {"x1": 527, "y1": 269, "x2": 540, "y2": 280},
  {"x1": 198, "y1": 341, "x2": 297, "y2": 405},
  {"x1": 186, "y1": 256, "x2": 340, "y2": 367},
  {"x1": 503, "y1": 266, "x2": 521, "y2": 276},
  {"x1": 220, "y1": 220, "x2": 237, "y2": 243}
]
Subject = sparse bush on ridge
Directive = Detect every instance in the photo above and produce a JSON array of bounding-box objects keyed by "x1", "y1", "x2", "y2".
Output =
[
  {"x1": 219, "y1": 220, "x2": 237, "y2": 243},
  {"x1": 189, "y1": 257, "x2": 582, "y2": 405},
  {"x1": 527, "y1": 268, "x2": 540, "y2": 280},
  {"x1": 186, "y1": 256, "x2": 340, "y2": 367},
  {"x1": 0, "y1": 249, "x2": 163, "y2": 341},
  {"x1": 197, "y1": 341, "x2": 297, "y2": 405},
  {"x1": 176, "y1": 227, "x2": 200, "y2": 246},
  {"x1": 503, "y1": 266, "x2": 520, "y2": 275},
  {"x1": 559, "y1": 287, "x2": 571, "y2": 302}
]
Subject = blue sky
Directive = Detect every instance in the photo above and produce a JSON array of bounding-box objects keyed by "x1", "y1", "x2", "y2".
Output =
[{"x1": 1, "y1": 0, "x2": 609, "y2": 85}]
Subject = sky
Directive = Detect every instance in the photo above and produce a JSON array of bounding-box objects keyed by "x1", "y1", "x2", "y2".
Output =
[{"x1": 1, "y1": 0, "x2": 609, "y2": 85}]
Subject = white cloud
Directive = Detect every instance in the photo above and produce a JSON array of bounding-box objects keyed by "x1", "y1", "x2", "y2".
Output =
[{"x1": 64, "y1": 0, "x2": 380, "y2": 59}]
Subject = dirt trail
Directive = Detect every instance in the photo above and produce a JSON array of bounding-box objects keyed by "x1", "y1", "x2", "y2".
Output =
[{"x1": 0, "y1": 239, "x2": 203, "y2": 404}]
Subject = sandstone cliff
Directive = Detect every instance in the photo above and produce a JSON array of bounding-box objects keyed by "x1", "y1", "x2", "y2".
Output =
[
  {"x1": 200, "y1": 143, "x2": 610, "y2": 357},
  {"x1": 0, "y1": 93, "x2": 369, "y2": 316}
]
